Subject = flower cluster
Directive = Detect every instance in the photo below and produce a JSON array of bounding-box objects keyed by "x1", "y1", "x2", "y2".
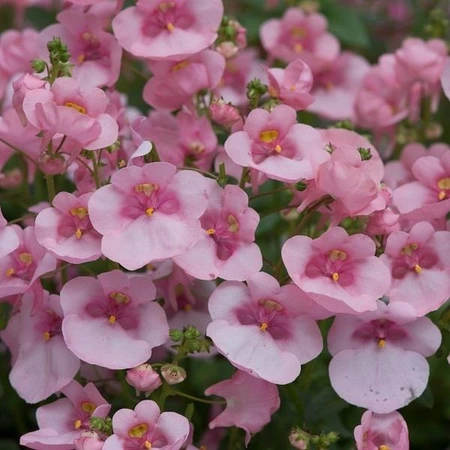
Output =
[{"x1": 0, "y1": 0, "x2": 449, "y2": 449}]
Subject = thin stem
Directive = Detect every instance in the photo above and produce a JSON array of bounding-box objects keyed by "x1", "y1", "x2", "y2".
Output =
[
  {"x1": 75, "y1": 157, "x2": 95, "y2": 175},
  {"x1": 170, "y1": 389, "x2": 226, "y2": 405},
  {"x1": 55, "y1": 135, "x2": 67, "y2": 153},
  {"x1": 260, "y1": 204, "x2": 297, "y2": 218},
  {"x1": 250, "y1": 185, "x2": 292, "y2": 200},
  {"x1": 239, "y1": 167, "x2": 249, "y2": 189},
  {"x1": 41, "y1": 263, "x2": 72, "y2": 279},
  {"x1": 92, "y1": 153, "x2": 101, "y2": 189},
  {"x1": 291, "y1": 195, "x2": 333, "y2": 237},
  {"x1": 0, "y1": 138, "x2": 38, "y2": 167},
  {"x1": 46, "y1": 174, "x2": 56, "y2": 203}
]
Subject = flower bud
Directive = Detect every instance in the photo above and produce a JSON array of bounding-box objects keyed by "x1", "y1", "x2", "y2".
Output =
[
  {"x1": 31, "y1": 60, "x2": 46, "y2": 74},
  {"x1": 209, "y1": 98, "x2": 241, "y2": 128},
  {"x1": 125, "y1": 364, "x2": 162, "y2": 395},
  {"x1": 169, "y1": 329, "x2": 184, "y2": 342},
  {"x1": 289, "y1": 428, "x2": 310, "y2": 449},
  {"x1": 161, "y1": 364, "x2": 187, "y2": 385},
  {"x1": 74, "y1": 431, "x2": 104, "y2": 450},
  {"x1": 39, "y1": 153, "x2": 66, "y2": 175},
  {"x1": 216, "y1": 41, "x2": 239, "y2": 59},
  {"x1": 184, "y1": 325, "x2": 201, "y2": 340}
]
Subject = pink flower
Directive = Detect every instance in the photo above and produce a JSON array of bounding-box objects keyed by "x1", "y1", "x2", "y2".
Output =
[
  {"x1": 22, "y1": 77, "x2": 119, "y2": 150},
  {"x1": 205, "y1": 370, "x2": 280, "y2": 446},
  {"x1": 266, "y1": 59, "x2": 314, "y2": 111},
  {"x1": 0, "y1": 207, "x2": 19, "y2": 259},
  {"x1": 354, "y1": 410, "x2": 409, "y2": 450},
  {"x1": 143, "y1": 50, "x2": 225, "y2": 111},
  {"x1": 395, "y1": 38, "x2": 447, "y2": 88},
  {"x1": 40, "y1": 8, "x2": 123, "y2": 88},
  {"x1": 88, "y1": 163, "x2": 208, "y2": 270},
  {"x1": 104, "y1": 400, "x2": 189, "y2": 450},
  {"x1": 442, "y1": 58, "x2": 450, "y2": 100},
  {"x1": 355, "y1": 54, "x2": 408, "y2": 130},
  {"x1": 393, "y1": 150, "x2": 450, "y2": 220},
  {"x1": 133, "y1": 111, "x2": 218, "y2": 170},
  {"x1": 0, "y1": 225, "x2": 56, "y2": 300},
  {"x1": 224, "y1": 105, "x2": 329, "y2": 184},
  {"x1": 380, "y1": 222, "x2": 450, "y2": 316},
  {"x1": 308, "y1": 52, "x2": 370, "y2": 120},
  {"x1": 35, "y1": 192, "x2": 102, "y2": 264},
  {"x1": 74, "y1": 431, "x2": 105, "y2": 450},
  {"x1": 1, "y1": 290, "x2": 80, "y2": 404},
  {"x1": 12, "y1": 74, "x2": 47, "y2": 126},
  {"x1": 260, "y1": 8, "x2": 339, "y2": 71},
  {"x1": 282, "y1": 227, "x2": 391, "y2": 314},
  {"x1": 174, "y1": 180, "x2": 262, "y2": 281},
  {"x1": 126, "y1": 364, "x2": 162, "y2": 396},
  {"x1": 61, "y1": 270, "x2": 169, "y2": 369},
  {"x1": 112, "y1": 0, "x2": 223, "y2": 60},
  {"x1": 365, "y1": 207, "x2": 401, "y2": 237},
  {"x1": 207, "y1": 272, "x2": 323, "y2": 384},
  {"x1": 328, "y1": 300, "x2": 441, "y2": 413},
  {"x1": 209, "y1": 98, "x2": 242, "y2": 129},
  {"x1": 20, "y1": 380, "x2": 111, "y2": 450}
]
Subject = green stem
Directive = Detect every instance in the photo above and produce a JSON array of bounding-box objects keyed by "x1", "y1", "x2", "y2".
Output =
[
  {"x1": 250, "y1": 185, "x2": 293, "y2": 200},
  {"x1": 46, "y1": 174, "x2": 56, "y2": 203},
  {"x1": 92, "y1": 153, "x2": 101, "y2": 189},
  {"x1": 170, "y1": 389, "x2": 226, "y2": 405},
  {"x1": 291, "y1": 195, "x2": 333, "y2": 237},
  {"x1": 239, "y1": 168, "x2": 249, "y2": 189}
]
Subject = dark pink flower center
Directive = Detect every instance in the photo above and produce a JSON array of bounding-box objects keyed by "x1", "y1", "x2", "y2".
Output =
[
  {"x1": 304, "y1": 249, "x2": 354, "y2": 286},
  {"x1": 353, "y1": 318, "x2": 409, "y2": 348},
  {"x1": 235, "y1": 299, "x2": 292, "y2": 341},
  {"x1": 35, "y1": 308, "x2": 63, "y2": 342},
  {"x1": 280, "y1": 23, "x2": 314, "y2": 54},
  {"x1": 4, "y1": 248, "x2": 36, "y2": 281},
  {"x1": 77, "y1": 32, "x2": 108, "y2": 64},
  {"x1": 58, "y1": 206, "x2": 95, "y2": 241},
  {"x1": 251, "y1": 129, "x2": 296, "y2": 163},
  {"x1": 391, "y1": 242, "x2": 438, "y2": 279}
]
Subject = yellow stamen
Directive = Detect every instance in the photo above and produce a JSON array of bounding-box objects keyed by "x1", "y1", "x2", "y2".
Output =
[
  {"x1": 159, "y1": 2, "x2": 174, "y2": 12},
  {"x1": 118, "y1": 159, "x2": 127, "y2": 168},
  {"x1": 206, "y1": 228, "x2": 216, "y2": 235},
  {"x1": 259, "y1": 130, "x2": 279, "y2": 144},
  {"x1": 65, "y1": 102, "x2": 86, "y2": 114},
  {"x1": 110, "y1": 292, "x2": 130, "y2": 305},
  {"x1": 400, "y1": 243, "x2": 418, "y2": 256},
  {"x1": 135, "y1": 183, "x2": 158, "y2": 197},
  {"x1": 166, "y1": 22, "x2": 175, "y2": 32},
  {"x1": 70, "y1": 207, "x2": 89, "y2": 219},
  {"x1": 184, "y1": 304, "x2": 193, "y2": 312},
  {"x1": 268, "y1": 86, "x2": 278, "y2": 98},
  {"x1": 146, "y1": 207, "x2": 155, "y2": 217},
  {"x1": 437, "y1": 177, "x2": 450, "y2": 190},
  {"x1": 228, "y1": 215, "x2": 239, "y2": 233},
  {"x1": 19, "y1": 252, "x2": 33, "y2": 265},
  {"x1": 75, "y1": 228, "x2": 83, "y2": 240},
  {"x1": 144, "y1": 442, "x2": 152, "y2": 450},
  {"x1": 378, "y1": 339, "x2": 386, "y2": 349},
  {"x1": 43, "y1": 331, "x2": 51, "y2": 341},
  {"x1": 325, "y1": 81, "x2": 334, "y2": 91},
  {"x1": 171, "y1": 60, "x2": 190, "y2": 72},
  {"x1": 199, "y1": 446, "x2": 208, "y2": 450},
  {"x1": 109, "y1": 315, "x2": 117, "y2": 324},
  {"x1": 74, "y1": 420, "x2": 82, "y2": 429},
  {"x1": 329, "y1": 249, "x2": 347, "y2": 261},
  {"x1": 274, "y1": 144, "x2": 282, "y2": 153},
  {"x1": 289, "y1": 85, "x2": 297, "y2": 91},
  {"x1": 294, "y1": 43, "x2": 304, "y2": 53},
  {"x1": 128, "y1": 423, "x2": 148, "y2": 438},
  {"x1": 189, "y1": 141, "x2": 205, "y2": 154},
  {"x1": 77, "y1": 54, "x2": 85, "y2": 64},
  {"x1": 291, "y1": 26, "x2": 306, "y2": 38},
  {"x1": 438, "y1": 190, "x2": 447, "y2": 201},
  {"x1": 414, "y1": 264, "x2": 422, "y2": 274},
  {"x1": 260, "y1": 322, "x2": 268, "y2": 332},
  {"x1": 81, "y1": 402, "x2": 96, "y2": 414},
  {"x1": 379, "y1": 445, "x2": 390, "y2": 450},
  {"x1": 6, "y1": 268, "x2": 15, "y2": 277},
  {"x1": 82, "y1": 32, "x2": 93, "y2": 41},
  {"x1": 332, "y1": 272, "x2": 339, "y2": 282},
  {"x1": 259, "y1": 298, "x2": 284, "y2": 312}
]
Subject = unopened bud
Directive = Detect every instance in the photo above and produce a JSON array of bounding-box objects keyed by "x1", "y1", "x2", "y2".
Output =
[
  {"x1": 161, "y1": 364, "x2": 187, "y2": 385},
  {"x1": 39, "y1": 153, "x2": 66, "y2": 175},
  {"x1": 210, "y1": 97, "x2": 241, "y2": 128},
  {"x1": 289, "y1": 428, "x2": 310, "y2": 449},
  {"x1": 357, "y1": 147, "x2": 372, "y2": 161},
  {"x1": 169, "y1": 329, "x2": 184, "y2": 342},
  {"x1": 74, "y1": 431, "x2": 104, "y2": 450},
  {"x1": 32, "y1": 60, "x2": 46, "y2": 74},
  {"x1": 184, "y1": 325, "x2": 201, "y2": 340},
  {"x1": 126, "y1": 364, "x2": 162, "y2": 396}
]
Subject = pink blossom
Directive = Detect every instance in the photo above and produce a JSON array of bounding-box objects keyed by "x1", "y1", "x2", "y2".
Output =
[
  {"x1": 143, "y1": 50, "x2": 225, "y2": 111},
  {"x1": 205, "y1": 370, "x2": 280, "y2": 446},
  {"x1": 207, "y1": 272, "x2": 323, "y2": 384},
  {"x1": 395, "y1": 38, "x2": 447, "y2": 89},
  {"x1": 126, "y1": 364, "x2": 162, "y2": 396},
  {"x1": 74, "y1": 431, "x2": 105, "y2": 450},
  {"x1": 20, "y1": 380, "x2": 111, "y2": 450},
  {"x1": 104, "y1": 400, "x2": 189, "y2": 450},
  {"x1": 0, "y1": 29, "x2": 39, "y2": 99},
  {"x1": 209, "y1": 98, "x2": 242, "y2": 129},
  {"x1": 174, "y1": 180, "x2": 262, "y2": 281},
  {"x1": 266, "y1": 59, "x2": 314, "y2": 111},
  {"x1": 354, "y1": 410, "x2": 409, "y2": 450},
  {"x1": 282, "y1": 227, "x2": 391, "y2": 314},
  {"x1": 393, "y1": 150, "x2": 450, "y2": 220},
  {"x1": 40, "y1": 8, "x2": 123, "y2": 89},
  {"x1": 308, "y1": 52, "x2": 370, "y2": 120},
  {"x1": 380, "y1": 221, "x2": 450, "y2": 316},
  {"x1": 88, "y1": 163, "x2": 208, "y2": 270},
  {"x1": 365, "y1": 207, "x2": 401, "y2": 237},
  {"x1": 442, "y1": 58, "x2": 450, "y2": 100},
  {"x1": 355, "y1": 54, "x2": 409, "y2": 130},
  {"x1": 1, "y1": 290, "x2": 80, "y2": 403},
  {"x1": 0, "y1": 207, "x2": 19, "y2": 259},
  {"x1": 22, "y1": 77, "x2": 118, "y2": 150},
  {"x1": 61, "y1": 270, "x2": 169, "y2": 369},
  {"x1": 112, "y1": 0, "x2": 223, "y2": 60},
  {"x1": 0, "y1": 225, "x2": 56, "y2": 300},
  {"x1": 328, "y1": 300, "x2": 441, "y2": 413},
  {"x1": 224, "y1": 105, "x2": 328, "y2": 184},
  {"x1": 260, "y1": 8, "x2": 340, "y2": 71},
  {"x1": 35, "y1": 192, "x2": 102, "y2": 264},
  {"x1": 133, "y1": 111, "x2": 218, "y2": 170},
  {"x1": 12, "y1": 74, "x2": 47, "y2": 126}
]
